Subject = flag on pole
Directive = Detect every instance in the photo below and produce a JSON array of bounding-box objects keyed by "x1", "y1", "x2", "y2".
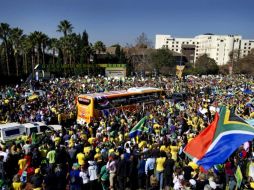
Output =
[
  {"x1": 235, "y1": 165, "x2": 243, "y2": 188},
  {"x1": 184, "y1": 106, "x2": 254, "y2": 170},
  {"x1": 129, "y1": 116, "x2": 147, "y2": 138}
]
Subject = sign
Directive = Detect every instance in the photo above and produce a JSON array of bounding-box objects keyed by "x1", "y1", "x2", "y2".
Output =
[{"x1": 105, "y1": 68, "x2": 126, "y2": 78}]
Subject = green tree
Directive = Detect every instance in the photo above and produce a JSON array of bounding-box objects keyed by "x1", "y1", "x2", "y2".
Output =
[
  {"x1": 150, "y1": 48, "x2": 176, "y2": 73},
  {"x1": 57, "y1": 20, "x2": 73, "y2": 37},
  {"x1": 0, "y1": 23, "x2": 11, "y2": 76},
  {"x1": 10, "y1": 27, "x2": 24, "y2": 76},
  {"x1": 195, "y1": 54, "x2": 219, "y2": 75},
  {"x1": 93, "y1": 41, "x2": 106, "y2": 54}
]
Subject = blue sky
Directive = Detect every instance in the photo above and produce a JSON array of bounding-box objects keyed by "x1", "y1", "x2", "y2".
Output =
[{"x1": 0, "y1": 0, "x2": 253, "y2": 46}]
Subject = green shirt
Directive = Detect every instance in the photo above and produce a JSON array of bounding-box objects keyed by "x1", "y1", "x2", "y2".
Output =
[
  {"x1": 46, "y1": 150, "x2": 56, "y2": 164},
  {"x1": 100, "y1": 165, "x2": 109, "y2": 181}
]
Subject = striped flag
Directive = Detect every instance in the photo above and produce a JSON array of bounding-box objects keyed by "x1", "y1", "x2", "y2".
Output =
[
  {"x1": 184, "y1": 106, "x2": 254, "y2": 170},
  {"x1": 129, "y1": 116, "x2": 147, "y2": 138}
]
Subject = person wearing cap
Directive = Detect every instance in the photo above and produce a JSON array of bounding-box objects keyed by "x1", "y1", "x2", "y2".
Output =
[
  {"x1": 69, "y1": 163, "x2": 81, "y2": 190},
  {"x1": 30, "y1": 168, "x2": 43, "y2": 189}
]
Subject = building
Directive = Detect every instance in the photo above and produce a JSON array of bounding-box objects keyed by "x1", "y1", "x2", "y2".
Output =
[{"x1": 155, "y1": 34, "x2": 254, "y2": 65}]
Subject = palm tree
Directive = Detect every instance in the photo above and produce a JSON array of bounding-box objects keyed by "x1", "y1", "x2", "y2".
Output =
[
  {"x1": 93, "y1": 41, "x2": 106, "y2": 54},
  {"x1": 20, "y1": 35, "x2": 32, "y2": 75},
  {"x1": 0, "y1": 23, "x2": 11, "y2": 76},
  {"x1": 10, "y1": 27, "x2": 24, "y2": 76},
  {"x1": 49, "y1": 38, "x2": 58, "y2": 65},
  {"x1": 41, "y1": 33, "x2": 49, "y2": 66},
  {"x1": 57, "y1": 20, "x2": 73, "y2": 37}
]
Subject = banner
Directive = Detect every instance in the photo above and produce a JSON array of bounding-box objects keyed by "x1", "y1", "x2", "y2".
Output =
[{"x1": 176, "y1": 65, "x2": 185, "y2": 79}]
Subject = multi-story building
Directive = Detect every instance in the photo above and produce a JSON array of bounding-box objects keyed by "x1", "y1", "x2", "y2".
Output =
[{"x1": 155, "y1": 34, "x2": 254, "y2": 65}]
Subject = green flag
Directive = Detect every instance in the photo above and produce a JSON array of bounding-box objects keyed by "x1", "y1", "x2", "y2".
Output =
[
  {"x1": 235, "y1": 165, "x2": 243, "y2": 189},
  {"x1": 129, "y1": 116, "x2": 147, "y2": 138}
]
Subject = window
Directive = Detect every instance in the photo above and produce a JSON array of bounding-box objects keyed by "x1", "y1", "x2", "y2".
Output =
[
  {"x1": 244, "y1": 47, "x2": 246, "y2": 49},
  {"x1": 245, "y1": 43, "x2": 247, "y2": 45},
  {"x1": 176, "y1": 45, "x2": 178, "y2": 47},
  {"x1": 78, "y1": 97, "x2": 91, "y2": 105},
  {"x1": 5, "y1": 129, "x2": 20, "y2": 136},
  {"x1": 187, "y1": 42, "x2": 189, "y2": 44},
  {"x1": 172, "y1": 45, "x2": 174, "y2": 47},
  {"x1": 166, "y1": 41, "x2": 168, "y2": 44},
  {"x1": 40, "y1": 125, "x2": 49, "y2": 133},
  {"x1": 30, "y1": 127, "x2": 38, "y2": 134},
  {"x1": 197, "y1": 42, "x2": 199, "y2": 44},
  {"x1": 176, "y1": 42, "x2": 179, "y2": 44},
  {"x1": 94, "y1": 97, "x2": 111, "y2": 110},
  {"x1": 193, "y1": 42, "x2": 195, "y2": 44},
  {"x1": 220, "y1": 40, "x2": 224, "y2": 42},
  {"x1": 249, "y1": 43, "x2": 251, "y2": 46},
  {"x1": 176, "y1": 49, "x2": 178, "y2": 51},
  {"x1": 249, "y1": 47, "x2": 251, "y2": 49}
]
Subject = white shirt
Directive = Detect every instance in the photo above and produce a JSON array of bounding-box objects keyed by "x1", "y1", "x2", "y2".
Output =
[{"x1": 79, "y1": 171, "x2": 89, "y2": 184}]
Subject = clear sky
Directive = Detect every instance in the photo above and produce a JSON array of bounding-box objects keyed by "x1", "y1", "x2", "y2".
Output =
[{"x1": 0, "y1": 0, "x2": 253, "y2": 46}]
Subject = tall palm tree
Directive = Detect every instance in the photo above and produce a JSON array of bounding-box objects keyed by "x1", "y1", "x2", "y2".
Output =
[
  {"x1": 29, "y1": 31, "x2": 45, "y2": 67},
  {"x1": 57, "y1": 20, "x2": 73, "y2": 37},
  {"x1": 20, "y1": 35, "x2": 32, "y2": 75},
  {"x1": 93, "y1": 41, "x2": 106, "y2": 54},
  {"x1": 0, "y1": 23, "x2": 11, "y2": 76},
  {"x1": 28, "y1": 32, "x2": 39, "y2": 78},
  {"x1": 41, "y1": 33, "x2": 49, "y2": 66},
  {"x1": 49, "y1": 38, "x2": 58, "y2": 65},
  {"x1": 10, "y1": 27, "x2": 24, "y2": 76}
]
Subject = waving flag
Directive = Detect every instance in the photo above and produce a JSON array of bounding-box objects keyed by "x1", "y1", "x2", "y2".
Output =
[
  {"x1": 129, "y1": 116, "x2": 147, "y2": 138},
  {"x1": 184, "y1": 106, "x2": 254, "y2": 170}
]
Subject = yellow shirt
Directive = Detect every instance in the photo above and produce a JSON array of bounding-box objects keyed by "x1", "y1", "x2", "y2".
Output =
[
  {"x1": 76, "y1": 152, "x2": 85, "y2": 166},
  {"x1": 18, "y1": 158, "x2": 27, "y2": 170},
  {"x1": 54, "y1": 137, "x2": 61, "y2": 145},
  {"x1": 88, "y1": 137, "x2": 95, "y2": 145},
  {"x1": 156, "y1": 157, "x2": 166, "y2": 172},
  {"x1": 170, "y1": 145, "x2": 179, "y2": 161},
  {"x1": 12, "y1": 182, "x2": 22, "y2": 190},
  {"x1": 83, "y1": 146, "x2": 91, "y2": 156}
]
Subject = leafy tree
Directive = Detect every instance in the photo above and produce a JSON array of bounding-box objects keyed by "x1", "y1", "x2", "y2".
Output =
[
  {"x1": 57, "y1": 20, "x2": 73, "y2": 37},
  {"x1": 150, "y1": 48, "x2": 176, "y2": 73},
  {"x1": 93, "y1": 41, "x2": 106, "y2": 54},
  {"x1": 10, "y1": 27, "x2": 24, "y2": 76},
  {"x1": 195, "y1": 54, "x2": 219, "y2": 75},
  {"x1": 0, "y1": 23, "x2": 11, "y2": 76}
]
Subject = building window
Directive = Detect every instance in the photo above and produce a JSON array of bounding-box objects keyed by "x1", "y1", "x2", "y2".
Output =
[
  {"x1": 176, "y1": 45, "x2": 178, "y2": 47},
  {"x1": 166, "y1": 41, "x2": 168, "y2": 44},
  {"x1": 244, "y1": 51, "x2": 246, "y2": 53},
  {"x1": 248, "y1": 51, "x2": 251, "y2": 53},
  {"x1": 197, "y1": 42, "x2": 199, "y2": 44},
  {"x1": 182, "y1": 42, "x2": 185, "y2": 44},
  {"x1": 249, "y1": 47, "x2": 251, "y2": 49},
  {"x1": 244, "y1": 47, "x2": 246, "y2": 49},
  {"x1": 176, "y1": 49, "x2": 178, "y2": 51},
  {"x1": 172, "y1": 45, "x2": 174, "y2": 47},
  {"x1": 187, "y1": 42, "x2": 189, "y2": 44},
  {"x1": 245, "y1": 43, "x2": 247, "y2": 45},
  {"x1": 220, "y1": 40, "x2": 224, "y2": 42},
  {"x1": 176, "y1": 42, "x2": 179, "y2": 44},
  {"x1": 192, "y1": 42, "x2": 195, "y2": 44}
]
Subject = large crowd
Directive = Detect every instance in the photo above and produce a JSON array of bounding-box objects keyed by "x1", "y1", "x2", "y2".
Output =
[{"x1": 0, "y1": 75, "x2": 254, "y2": 190}]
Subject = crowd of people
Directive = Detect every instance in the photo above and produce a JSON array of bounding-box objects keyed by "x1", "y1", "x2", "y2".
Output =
[{"x1": 0, "y1": 75, "x2": 254, "y2": 190}]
